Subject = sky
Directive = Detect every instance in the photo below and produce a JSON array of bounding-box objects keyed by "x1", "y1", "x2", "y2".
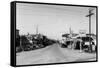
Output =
[{"x1": 16, "y1": 3, "x2": 96, "y2": 40}]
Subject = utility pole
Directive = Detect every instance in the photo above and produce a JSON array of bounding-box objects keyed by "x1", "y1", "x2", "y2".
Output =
[
  {"x1": 20, "y1": 36, "x2": 24, "y2": 51},
  {"x1": 86, "y1": 8, "x2": 94, "y2": 52},
  {"x1": 69, "y1": 26, "x2": 73, "y2": 35},
  {"x1": 36, "y1": 25, "x2": 38, "y2": 34},
  {"x1": 69, "y1": 27, "x2": 71, "y2": 34}
]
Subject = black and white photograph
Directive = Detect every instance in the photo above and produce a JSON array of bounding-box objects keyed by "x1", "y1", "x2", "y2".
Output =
[{"x1": 14, "y1": 1, "x2": 97, "y2": 66}]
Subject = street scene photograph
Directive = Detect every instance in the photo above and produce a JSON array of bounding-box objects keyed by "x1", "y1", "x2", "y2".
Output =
[{"x1": 16, "y1": 3, "x2": 97, "y2": 65}]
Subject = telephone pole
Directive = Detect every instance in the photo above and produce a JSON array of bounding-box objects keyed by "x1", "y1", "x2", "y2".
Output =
[
  {"x1": 36, "y1": 25, "x2": 38, "y2": 34},
  {"x1": 86, "y1": 8, "x2": 94, "y2": 35},
  {"x1": 69, "y1": 27, "x2": 71, "y2": 34},
  {"x1": 86, "y1": 8, "x2": 94, "y2": 52}
]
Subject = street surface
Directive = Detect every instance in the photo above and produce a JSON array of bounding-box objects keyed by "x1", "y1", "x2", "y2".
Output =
[{"x1": 16, "y1": 43, "x2": 96, "y2": 65}]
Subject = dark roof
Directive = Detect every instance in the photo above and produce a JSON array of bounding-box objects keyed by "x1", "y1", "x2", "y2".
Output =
[
  {"x1": 62, "y1": 33, "x2": 78, "y2": 37},
  {"x1": 16, "y1": 29, "x2": 19, "y2": 31},
  {"x1": 62, "y1": 34, "x2": 70, "y2": 37},
  {"x1": 77, "y1": 36, "x2": 93, "y2": 41}
]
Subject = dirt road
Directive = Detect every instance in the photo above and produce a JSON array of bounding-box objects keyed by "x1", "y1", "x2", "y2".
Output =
[{"x1": 16, "y1": 44, "x2": 96, "y2": 65}]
